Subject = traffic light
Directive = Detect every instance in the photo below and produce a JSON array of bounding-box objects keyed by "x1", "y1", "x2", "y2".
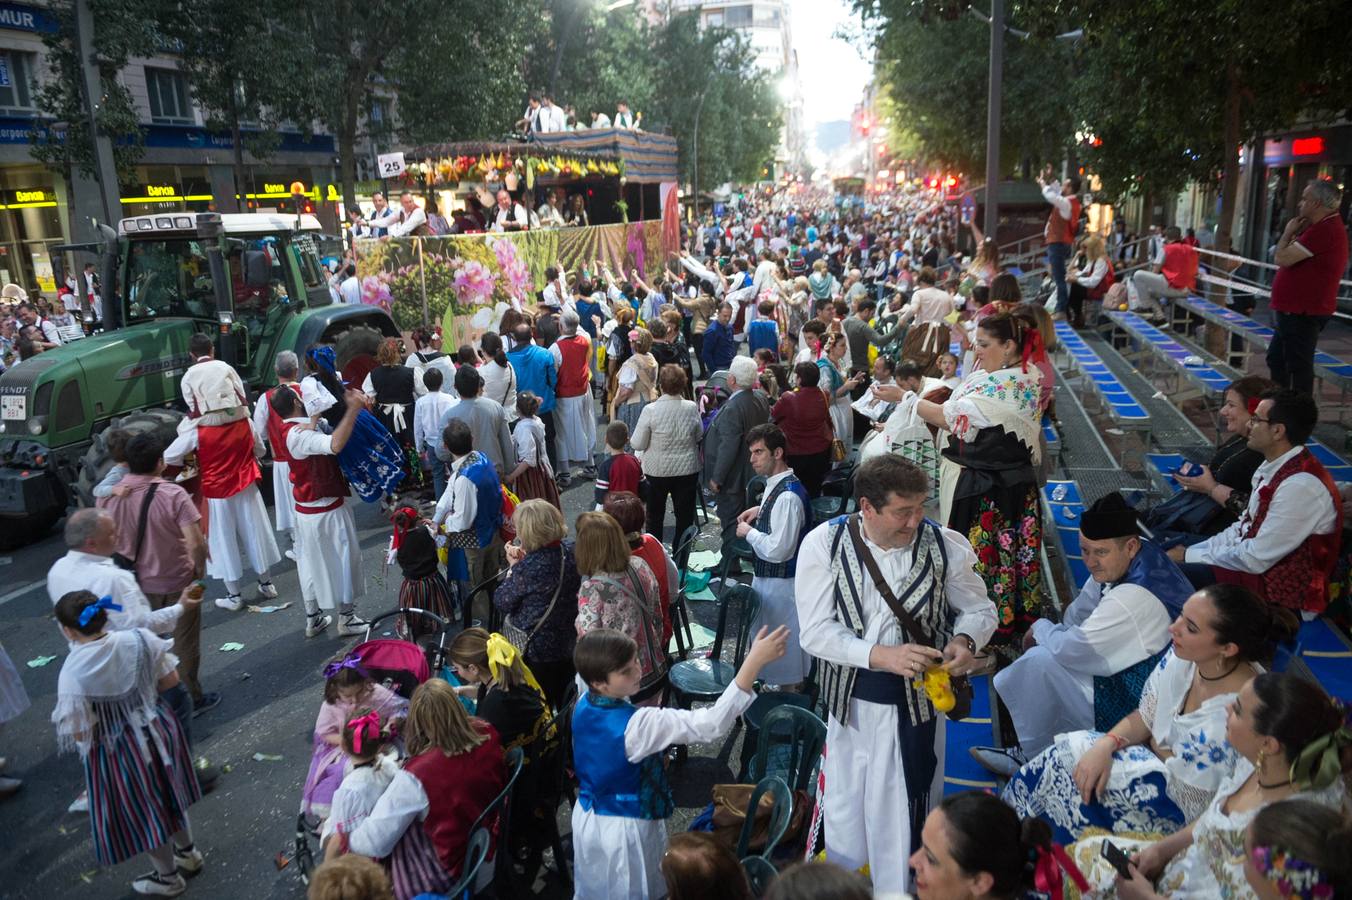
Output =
[{"x1": 860, "y1": 117, "x2": 871, "y2": 136}]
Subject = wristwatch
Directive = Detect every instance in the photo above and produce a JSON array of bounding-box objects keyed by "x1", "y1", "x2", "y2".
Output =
[{"x1": 954, "y1": 633, "x2": 977, "y2": 655}]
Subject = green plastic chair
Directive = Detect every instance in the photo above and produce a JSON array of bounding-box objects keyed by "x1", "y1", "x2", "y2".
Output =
[
  {"x1": 468, "y1": 745, "x2": 525, "y2": 894},
  {"x1": 445, "y1": 827, "x2": 491, "y2": 899},
  {"x1": 735, "y1": 775, "x2": 794, "y2": 860},
  {"x1": 743, "y1": 704, "x2": 827, "y2": 793},
  {"x1": 810, "y1": 464, "x2": 855, "y2": 524},
  {"x1": 741, "y1": 854, "x2": 778, "y2": 898},
  {"x1": 669, "y1": 583, "x2": 761, "y2": 705}
]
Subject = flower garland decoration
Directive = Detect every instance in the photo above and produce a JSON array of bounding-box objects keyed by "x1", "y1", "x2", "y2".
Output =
[{"x1": 1250, "y1": 846, "x2": 1334, "y2": 899}]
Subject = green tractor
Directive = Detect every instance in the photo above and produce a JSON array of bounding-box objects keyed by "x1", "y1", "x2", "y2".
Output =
[{"x1": 0, "y1": 211, "x2": 398, "y2": 548}]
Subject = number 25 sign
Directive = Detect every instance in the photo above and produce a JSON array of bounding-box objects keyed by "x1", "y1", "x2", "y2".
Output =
[{"x1": 377, "y1": 152, "x2": 406, "y2": 177}]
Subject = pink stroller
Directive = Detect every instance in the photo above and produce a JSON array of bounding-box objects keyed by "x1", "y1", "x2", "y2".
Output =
[{"x1": 294, "y1": 606, "x2": 449, "y2": 884}]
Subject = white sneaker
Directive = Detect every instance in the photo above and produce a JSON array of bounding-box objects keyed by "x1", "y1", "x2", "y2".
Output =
[
  {"x1": 337, "y1": 612, "x2": 370, "y2": 637},
  {"x1": 214, "y1": 594, "x2": 243, "y2": 612},
  {"x1": 67, "y1": 791, "x2": 88, "y2": 813},
  {"x1": 132, "y1": 871, "x2": 186, "y2": 896},
  {"x1": 173, "y1": 844, "x2": 204, "y2": 875},
  {"x1": 284, "y1": 549, "x2": 297, "y2": 561},
  {"x1": 257, "y1": 581, "x2": 278, "y2": 600},
  {"x1": 305, "y1": 614, "x2": 332, "y2": 638}
]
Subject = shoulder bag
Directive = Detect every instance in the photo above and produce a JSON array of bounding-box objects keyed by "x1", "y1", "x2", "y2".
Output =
[
  {"x1": 621, "y1": 565, "x2": 669, "y2": 702},
  {"x1": 845, "y1": 515, "x2": 973, "y2": 721},
  {"x1": 111, "y1": 482, "x2": 160, "y2": 577},
  {"x1": 822, "y1": 389, "x2": 847, "y2": 463},
  {"x1": 502, "y1": 548, "x2": 565, "y2": 656}
]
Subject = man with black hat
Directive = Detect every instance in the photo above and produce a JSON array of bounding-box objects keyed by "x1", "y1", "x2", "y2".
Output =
[{"x1": 970, "y1": 492, "x2": 1191, "y2": 776}]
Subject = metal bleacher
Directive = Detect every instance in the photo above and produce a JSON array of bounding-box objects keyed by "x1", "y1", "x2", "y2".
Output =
[{"x1": 1103, "y1": 310, "x2": 1236, "y2": 404}]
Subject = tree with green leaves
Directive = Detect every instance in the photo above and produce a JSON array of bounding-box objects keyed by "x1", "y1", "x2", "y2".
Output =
[{"x1": 524, "y1": 1, "x2": 655, "y2": 126}]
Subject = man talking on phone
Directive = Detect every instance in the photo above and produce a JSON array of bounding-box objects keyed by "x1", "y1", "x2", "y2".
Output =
[{"x1": 1267, "y1": 179, "x2": 1348, "y2": 395}]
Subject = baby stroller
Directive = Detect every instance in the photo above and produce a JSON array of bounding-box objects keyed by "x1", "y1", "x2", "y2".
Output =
[{"x1": 295, "y1": 607, "x2": 450, "y2": 884}]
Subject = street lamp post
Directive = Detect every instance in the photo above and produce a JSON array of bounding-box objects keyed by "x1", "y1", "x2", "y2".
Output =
[{"x1": 983, "y1": 0, "x2": 1004, "y2": 240}]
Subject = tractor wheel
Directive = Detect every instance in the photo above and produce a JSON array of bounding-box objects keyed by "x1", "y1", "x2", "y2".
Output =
[
  {"x1": 73, "y1": 408, "x2": 186, "y2": 508},
  {"x1": 333, "y1": 325, "x2": 385, "y2": 389}
]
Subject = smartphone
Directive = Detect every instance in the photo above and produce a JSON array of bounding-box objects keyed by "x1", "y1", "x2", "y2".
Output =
[{"x1": 1100, "y1": 840, "x2": 1133, "y2": 880}]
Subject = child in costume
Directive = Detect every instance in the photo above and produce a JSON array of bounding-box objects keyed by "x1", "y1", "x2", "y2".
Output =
[{"x1": 319, "y1": 708, "x2": 399, "y2": 861}]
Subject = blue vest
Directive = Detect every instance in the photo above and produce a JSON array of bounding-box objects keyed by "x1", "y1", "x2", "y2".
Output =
[
  {"x1": 572, "y1": 693, "x2": 673, "y2": 820},
  {"x1": 459, "y1": 452, "x2": 502, "y2": 548},
  {"x1": 752, "y1": 474, "x2": 812, "y2": 579},
  {"x1": 577, "y1": 298, "x2": 602, "y2": 337}
]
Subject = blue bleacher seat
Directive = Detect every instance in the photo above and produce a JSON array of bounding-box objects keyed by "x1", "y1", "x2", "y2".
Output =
[
  {"x1": 1043, "y1": 480, "x2": 1090, "y2": 588},
  {"x1": 1177, "y1": 296, "x2": 1352, "y2": 388},
  {"x1": 1297, "y1": 618, "x2": 1352, "y2": 701},
  {"x1": 1052, "y1": 321, "x2": 1152, "y2": 431},
  {"x1": 1106, "y1": 311, "x2": 1234, "y2": 397}
]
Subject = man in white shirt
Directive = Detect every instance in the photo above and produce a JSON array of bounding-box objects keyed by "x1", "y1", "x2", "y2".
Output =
[
  {"x1": 537, "y1": 93, "x2": 566, "y2": 133},
  {"x1": 492, "y1": 189, "x2": 529, "y2": 232},
  {"x1": 271, "y1": 384, "x2": 368, "y2": 638},
  {"x1": 795, "y1": 455, "x2": 995, "y2": 893},
  {"x1": 16, "y1": 301, "x2": 62, "y2": 347},
  {"x1": 614, "y1": 101, "x2": 635, "y2": 130},
  {"x1": 47, "y1": 508, "x2": 189, "y2": 639},
  {"x1": 590, "y1": 108, "x2": 611, "y2": 129},
  {"x1": 735, "y1": 424, "x2": 811, "y2": 688},
  {"x1": 251, "y1": 351, "x2": 304, "y2": 559},
  {"x1": 385, "y1": 191, "x2": 428, "y2": 237},
  {"x1": 1171, "y1": 389, "x2": 1342, "y2": 615},
  {"x1": 339, "y1": 264, "x2": 360, "y2": 304},
  {"x1": 366, "y1": 191, "x2": 396, "y2": 236},
  {"x1": 972, "y1": 493, "x2": 1188, "y2": 775}
]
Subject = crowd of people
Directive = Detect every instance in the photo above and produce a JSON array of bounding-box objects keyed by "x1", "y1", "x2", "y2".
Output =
[{"x1": 2, "y1": 173, "x2": 1350, "y2": 900}]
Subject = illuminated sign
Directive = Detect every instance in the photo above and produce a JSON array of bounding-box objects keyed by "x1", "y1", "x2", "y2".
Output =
[
  {"x1": 146, "y1": 184, "x2": 177, "y2": 197},
  {"x1": 1291, "y1": 137, "x2": 1325, "y2": 156},
  {"x1": 14, "y1": 189, "x2": 46, "y2": 202}
]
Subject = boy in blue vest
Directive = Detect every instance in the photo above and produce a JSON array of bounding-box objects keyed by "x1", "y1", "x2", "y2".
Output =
[
  {"x1": 571, "y1": 625, "x2": 788, "y2": 899},
  {"x1": 431, "y1": 418, "x2": 503, "y2": 622}
]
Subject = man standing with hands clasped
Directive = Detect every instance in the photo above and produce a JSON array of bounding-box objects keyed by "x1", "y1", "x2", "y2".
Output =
[
  {"x1": 795, "y1": 455, "x2": 996, "y2": 894},
  {"x1": 1267, "y1": 178, "x2": 1349, "y2": 395}
]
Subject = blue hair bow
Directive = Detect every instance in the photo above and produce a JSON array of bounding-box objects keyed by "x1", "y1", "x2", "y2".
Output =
[
  {"x1": 78, "y1": 594, "x2": 123, "y2": 627},
  {"x1": 307, "y1": 345, "x2": 337, "y2": 375}
]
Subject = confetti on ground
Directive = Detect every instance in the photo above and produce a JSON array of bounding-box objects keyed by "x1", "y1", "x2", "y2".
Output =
[
  {"x1": 26, "y1": 655, "x2": 56, "y2": 668},
  {"x1": 252, "y1": 752, "x2": 283, "y2": 762},
  {"x1": 669, "y1": 623, "x2": 716, "y2": 655},
  {"x1": 246, "y1": 602, "x2": 293, "y2": 613},
  {"x1": 219, "y1": 642, "x2": 245, "y2": 652},
  {"x1": 79, "y1": 870, "x2": 97, "y2": 884},
  {"x1": 275, "y1": 851, "x2": 293, "y2": 870}
]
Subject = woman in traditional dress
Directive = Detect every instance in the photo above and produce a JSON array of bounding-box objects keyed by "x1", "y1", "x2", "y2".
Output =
[
  {"x1": 301, "y1": 345, "x2": 404, "y2": 503},
  {"x1": 362, "y1": 338, "x2": 419, "y2": 489},
  {"x1": 910, "y1": 308, "x2": 1045, "y2": 647},
  {"x1": 817, "y1": 333, "x2": 860, "y2": 457},
  {"x1": 1072, "y1": 670, "x2": 1350, "y2": 898},
  {"x1": 506, "y1": 391, "x2": 560, "y2": 507},
  {"x1": 1002, "y1": 584, "x2": 1299, "y2": 846},
  {"x1": 52, "y1": 590, "x2": 203, "y2": 897},
  {"x1": 610, "y1": 327, "x2": 658, "y2": 437}
]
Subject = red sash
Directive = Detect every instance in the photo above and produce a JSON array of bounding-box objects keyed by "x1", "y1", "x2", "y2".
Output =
[{"x1": 1213, "y1": 448, "x2": 1344, "y2": 613}]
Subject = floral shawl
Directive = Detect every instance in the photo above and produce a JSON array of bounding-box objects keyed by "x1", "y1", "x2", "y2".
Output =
[{"x1": 943, "y1": 366, "x2": 1043, "y2": 465}]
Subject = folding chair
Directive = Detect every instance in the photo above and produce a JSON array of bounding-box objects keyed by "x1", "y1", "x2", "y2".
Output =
[
  {"x1": 735, "y1": 775, "x2": 794, "y2": 860},
  {"x1": 469, "y1": 745, "x2": 525, "y2": 893},
  {"x1": 741, "y1": 855, "x2": 778, "y2": 898}
]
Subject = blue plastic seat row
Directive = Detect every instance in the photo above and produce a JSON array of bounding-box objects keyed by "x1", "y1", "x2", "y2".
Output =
[
  {"x1": 1179, "y1": 296, "x2": 1352, "y2": 385},
  {"x1": 1043, "y1": 479, "x2": 1090, "y2": 588},
  {"x1": 1053, "y1": 322, "x2": 1151, "y2": 426},
  {"x1": 1106, "y1": 311, "x2": 1233, "y2": 396}
]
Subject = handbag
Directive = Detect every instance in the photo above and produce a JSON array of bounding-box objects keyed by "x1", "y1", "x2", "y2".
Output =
[
  {"x1": 707, "y1": 783, "x2": 811, "y2": 853},
  {"x1": 111, "y1": 482, "x2": 160, "y2": 577},
  {"x1": 502, "y1": 549, "x2": 565, "y2": 656},
  {"x1": 846, "y1": 515, "x2": 974, "y2": 721},
  {"x1": 822, "y1": 389, "x2": 847, "y2": 462}
]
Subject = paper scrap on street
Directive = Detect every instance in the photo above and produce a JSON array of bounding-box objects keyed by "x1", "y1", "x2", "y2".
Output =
[
  {"x1": 252, "y1": 752, "x2": 283, "y2": 762},
  {"x1": 26, "y1": 655, "x2": 56, "y2": 668},
  {"x1": 669, "y1": 623, "x2": 717, "y2": 654},
  {"x1": 219, "y1": 642, "x2": 245, "y2": 652},
  {"x1": 685, "y1": 587, "x2": 718, "y2": 602},
  {"x1": 246, "y1": 602, "x2": 293, "y2": 613},
  {"x1": 686, "y1": 550, "x2": 722, "y2": 571}
]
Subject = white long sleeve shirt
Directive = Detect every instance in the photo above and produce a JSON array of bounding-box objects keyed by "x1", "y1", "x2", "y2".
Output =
[
  {"x1": 1185, "y1": 445, "x2": 1339, "y2": 573},
  {"x1": 163, "y1": 422, "x2": 265, "y2": 466},
  {"x1": 284, "y1": 417, "x2": 343, "y2": 510},
  {"x1": 1041, "y1": 182, "x2": 1072, "y2": 219},
  {"x1": 432, "y1": 453, "x2": 478, "y2": 531},
  {"x1": 745, "y1": 470, "x2": 805, "y2": 566},
  {"x1": 46, "y1": 551, "x2": 182, "y2": 639},
  {"x1": 1028, "y1": 581, "x2": 1171, "y2": 677},
  {"x1": 346, "y1": 767, "x2": 429, "y2": 858},
  {"x1": 386, "y1": 206, "x2": 428, "y2": 238},
  {"x1": 412, "y1": 391, "x2": 455, "y2": 456},
  {"x1": 795, "y1": 520, "x2": 997, "y2": 670}
]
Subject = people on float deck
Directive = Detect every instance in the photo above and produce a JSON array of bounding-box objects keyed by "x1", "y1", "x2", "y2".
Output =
[
  {"x1": 1171, "y1": 389, "x2": 1342, "y2": 616},
  {"x1": 1002, "y1": 584, "x2": 1299, "y2": 846},
  {"x1": 271, "y1": 384, "x2": 369, "y2": 638},
  {"x1": 166, "y1": 332, "x2": 280, "y2": 611},
  {"x1": 735, "y1": 423, "x2": 812, "y2": 688},
  {"x1": 910, "y1": 791, "x2": 1086, "y2": 900},
  {"x1": 1243, "y1": 799, "x2": 1352, "y2": 900},
  {"x1": 1071, "y1": 670, "x2": 1352, "y2": 897},
  {"x1": 794, "y1": 455, "x2": 996, "y2": 893},
  {"x1": 972, "y1": 492, "x2": 1188, "y2": 775},
  {"x1": 570, "y1": 625, "x2": 788, "y2": 900}
]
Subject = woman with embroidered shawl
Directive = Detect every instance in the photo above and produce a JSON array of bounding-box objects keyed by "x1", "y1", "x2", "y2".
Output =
[{"x1": 910, "y1": 308, "x2": 1045, "y2": 646}]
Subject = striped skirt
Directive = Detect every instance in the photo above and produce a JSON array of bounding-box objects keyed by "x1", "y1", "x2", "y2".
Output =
[
  {"x1": 398, "y1": 574, "x2": 457, "y2": 639},
  {"x1": 389, "y1": 818, "x2": 456, "y2": 900},
  {"x1": 85, "y1": 703, "x2": 201, "y2": 866},
  {"x1": 513, "y1": 465, "x2": 561, "y2": 508}
]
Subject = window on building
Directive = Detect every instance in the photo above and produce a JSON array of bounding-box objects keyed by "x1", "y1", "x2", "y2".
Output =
[
  {"x1": 724, "y1": 5, "x2": 753, "y2": 27},
  {"x1": 0, "y1": 51, "x2": 35, "y2": 112},
  {"x1": 145, "y1": 67, "x2": 193, "y2": 124}
]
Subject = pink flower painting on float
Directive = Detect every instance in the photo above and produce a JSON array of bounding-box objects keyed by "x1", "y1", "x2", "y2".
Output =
[
  {"x1": 453, "y1": 260, "x2": 496, "y2": 306},
  {"x1": 491, "y1": 238, "x2": 532, "y2": 304},
  {"x1": 361, "y1": 275, "x2": 392, "y2": 310}
]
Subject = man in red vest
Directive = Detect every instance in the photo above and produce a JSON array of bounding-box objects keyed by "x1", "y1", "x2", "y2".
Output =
[
  {"x1": 549, "y1": 310, "x2": 596, "y2": 487},
  {"x1": 166, "y1": 334, "x2": 280, "y2": 611},
  {"x1": 1267, "y1": 178, "x2": 1350, "y2": 395},
  {"x1": 251, "y1": 350, "x2": 303, "y2": 560},
  {"x1": 1038, "y1": 164, "x2": 1082, "y2": 316},
  {"x1": 1170, "y1": 390, "x2": 1342, "y2": 614},
  {"x1": 271, "y1": 384, "x2": 368, "y2": 637},
  {"x1": 1130, "y1": 226, "x2": 1198, "y2": 323}
]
